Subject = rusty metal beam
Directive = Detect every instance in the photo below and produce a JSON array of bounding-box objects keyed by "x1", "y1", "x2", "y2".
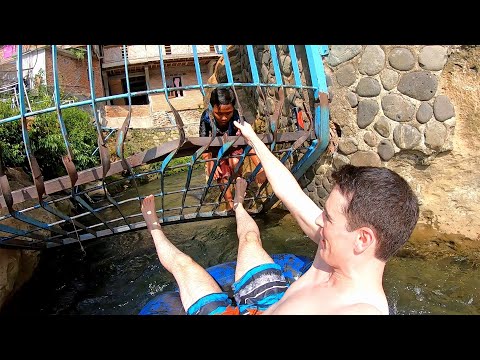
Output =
[{"x1": 0, "y1": 131, "x2": 312, "y2": 208}]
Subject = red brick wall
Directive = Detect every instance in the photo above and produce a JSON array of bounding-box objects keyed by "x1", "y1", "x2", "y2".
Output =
[{"x1": 45, "y1": 48, "x2": 104, "y2": 98}]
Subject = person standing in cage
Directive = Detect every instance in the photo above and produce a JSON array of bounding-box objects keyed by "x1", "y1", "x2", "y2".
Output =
[{"x1": 199, "y1": 87, "x2": 265, "y2": 211}]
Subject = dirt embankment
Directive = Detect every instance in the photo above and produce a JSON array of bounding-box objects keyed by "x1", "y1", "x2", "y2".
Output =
[
  {"x1": 391, "y1": 46, "x2": 480, "y2": 260},
  {"x1": 0, "y1": 168, "x2": 42, "y2": 310}
]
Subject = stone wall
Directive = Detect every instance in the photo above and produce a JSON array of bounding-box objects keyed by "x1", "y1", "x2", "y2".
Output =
[
  {"x1": 328, "y1": 45, "x2": 453, "y2": 165},
  {"x1": 305, "y1": 45, "x2": 455, "y2": 208},
  {"x1": 207, "y1": 45, "x2": 479, "y2": 244},
  {"x1": 207, "y1": 45, "x2": 315, "y2": 134}
]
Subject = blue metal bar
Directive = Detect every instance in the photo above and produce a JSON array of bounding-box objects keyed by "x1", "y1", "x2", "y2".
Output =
[
  {"x1": 0, "y1": 45, "x2": 333, "y2": 249},
  {"x1": 92, "y1": 129, "x2": 116, "y2": 156},
  {"x1": 246, "y1": 82, "x2": 283, "y2": 188},
  {"x1": 190, "y1": 45, "x2": 220, "y2": 215},
  {"x1": 177, "y1": 45, "x2": 217, "y2": 218},
  {"x1": 19, "y1": 46, "x2": 70, "y2": 237},
  {"x1": 51, "y1": 45, "x2": 100, "y2": 238},
  {"x1": 192, "y1": 45, "x2": 217, "y2": 122},
  {"x1": 305, "y1": 45, "x2": 329, "y2": 147},
  {"x1": 87, "y1": 46, "x2": 106, "y2": 144},
  {"x1": 246, "y1": 45, "x2": 260, "y2": 85},
  {"x1": 246, "y1": 86, "x2": 285, "y2": 206},
  {"x1": 116, "y1": 44, "x2": 142, "y2": 209},
  {"x1": 157, "y1": 45, "x2": 188, "y2": 221},
  {"x1": 0, "y1": 84, "x2": 320, "y2": 126},
  {"x1": 201, "y1": 46, "x2": 245, "y2": 213},
  {"x1": 222, "y1": 45, "x2": 234, "y2": 84},
  {"x1": 0, "y1": 222, "x2": 45, "y2": 241},
  {"x1": 52, "y1": 46, "x2": 73, "y2": 156},
  {"x1": 16, "y1": 45, "x2": 93, "y2": 239},
  {"x1": 194, "y1": 143, "x2": 235, "y2": 214},
  {"x1": 269, "y1": 45, "x2": 283, "y2": 86},
  {"x1": 319, "y1": 45, "x2": 329, "y2": 56},
  {"x1": 158, "y1": 45, "x2": 173, "y2": 215},
  {"x1": 211, "y1": 145, "x2": 251, "y2": 214},
  {"x1": 288, "y1": 45, "x2": 302, "y2": 87},
  {"x1": 122, "y1": 44, "x2": 133, "y2": 101},
  {"x1": 192, "y1": 45, "x2": 204, "y2": 91},
  {"x1": 260, "y1": 45, "x2": 331, "y2": 212},
  {"x1": 87, "y1": 45, "x2": 124, "y2": 232},
  {"x1": 210, "y1": 83, "x2": 252, "y2": 213},
  {"x1": 291, "y1": 140, "x2": 320, "y2": 176}
]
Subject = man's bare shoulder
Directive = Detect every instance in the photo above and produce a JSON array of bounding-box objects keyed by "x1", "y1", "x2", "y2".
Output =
[{"x1": 336, "y1": 303, "x2": 386, "y2": 315}]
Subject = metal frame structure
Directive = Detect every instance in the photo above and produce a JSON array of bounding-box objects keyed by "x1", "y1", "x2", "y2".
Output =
[{"x1": 0, "y1": 45, "x2": 330, "y2": 250}]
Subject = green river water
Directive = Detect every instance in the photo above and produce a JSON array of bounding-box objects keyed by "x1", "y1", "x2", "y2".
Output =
[{"x1": 2, "y1": 170, "x2": 479, "y2": 315}]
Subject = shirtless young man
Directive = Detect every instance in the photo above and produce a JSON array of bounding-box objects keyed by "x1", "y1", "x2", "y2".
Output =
[
  {"x1": 141, "y1": 122, "x2": 418, "y2": 315},
  {"x1": 232, "y1": 120, "x2": 419, "y2": 315}
]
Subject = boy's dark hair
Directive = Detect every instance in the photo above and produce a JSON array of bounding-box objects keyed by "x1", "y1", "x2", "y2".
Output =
[
  {"x1": 332, "y1": 165, "x2": 419, "y2": 261},
  {"x1": 210, "y1": 87, "x2": 236, "y2": 107}
]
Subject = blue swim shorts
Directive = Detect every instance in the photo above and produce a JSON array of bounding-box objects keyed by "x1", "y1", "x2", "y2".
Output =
[{"x1": 186, "y1": 263, "x2": 289, "y2": 315}]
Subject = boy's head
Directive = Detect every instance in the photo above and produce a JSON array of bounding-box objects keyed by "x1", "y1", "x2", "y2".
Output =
[{"x1": 210, "y1": 87, "x2": 236, "y2": 127}]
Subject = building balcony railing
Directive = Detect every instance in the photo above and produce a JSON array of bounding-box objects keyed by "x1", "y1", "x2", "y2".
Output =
[{"x1": 102, "y1": 45, "x2": 221, "y2": 68}]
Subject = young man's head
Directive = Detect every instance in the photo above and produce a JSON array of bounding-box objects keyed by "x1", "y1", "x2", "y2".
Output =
[
  {"x1": 317, "y1": 165, "x2": 419, "y2": 263},
  {"x1": 210, "y1": 87, "x2": 236, "y2": 127}
]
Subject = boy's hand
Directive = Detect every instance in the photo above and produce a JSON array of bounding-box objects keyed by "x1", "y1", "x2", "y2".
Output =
[{"x1": 213, "y1": 166, "x2": 223, "y2": 180}]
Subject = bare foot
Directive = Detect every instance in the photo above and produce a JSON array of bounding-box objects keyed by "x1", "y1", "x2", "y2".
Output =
[
  {"x1": 255, "y1": 169, "x2": 267, "y2": 185},
  {"x1": 225, "y1": 201, "x2": 234, "y2": 212},
  {"x1": 141, "y1": 195, "x2": 162, "y2": 232},
  {"x1": 233, "y1": 177, "x2": 247, "y2": 210}
]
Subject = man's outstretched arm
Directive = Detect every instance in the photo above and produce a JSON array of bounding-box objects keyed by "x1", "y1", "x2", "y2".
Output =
[{"x1": 234, "y1": 121, "x2": 322, "y2": 244}]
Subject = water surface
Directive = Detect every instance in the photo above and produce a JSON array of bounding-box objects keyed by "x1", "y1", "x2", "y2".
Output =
[{"x1": 2, "y1": 171, "x2": 479, "y2": 315}]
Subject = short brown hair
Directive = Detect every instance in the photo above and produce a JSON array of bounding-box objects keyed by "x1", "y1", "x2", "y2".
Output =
[{"x1": 332, "y1": 165, "x2": 419, "y2": 261}]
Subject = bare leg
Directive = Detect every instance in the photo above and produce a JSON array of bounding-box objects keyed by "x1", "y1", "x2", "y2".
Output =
[
  {"x1": 142, "y1": 195, "x2": 222, "y2": 310},
  {"x1": 233, "y1": 178, "x2": 274, "y2": 282},
  {"x1": 219, "y1": 157, "x2": 241, "y2": 212},
  {"x1": 249, "y1": 150, "x2": 266, "y2": 185},
  {"x1": 219, "y1": 178, "x2": 234, "y2": 211},
  {"x1": 228, "y1": 157, "x2": 241, "y2": 177}
]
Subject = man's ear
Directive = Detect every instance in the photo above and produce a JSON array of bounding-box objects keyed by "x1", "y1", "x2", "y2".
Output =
[{"x1": 354, "y1": 227, "x2": 376, "y2": 254}]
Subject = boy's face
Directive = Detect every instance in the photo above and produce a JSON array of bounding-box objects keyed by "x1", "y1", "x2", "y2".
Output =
[{"x1": 212, "y1": 104, "x2": 234, "y2": 127}]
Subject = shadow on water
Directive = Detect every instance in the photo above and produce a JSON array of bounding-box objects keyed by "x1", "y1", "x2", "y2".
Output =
[
  {"x1": 0, "y1": 207, "x2": 317, "y2": 315},
  {"x1": 2, "y1": 171, "x2": 479, "y2": 315}
]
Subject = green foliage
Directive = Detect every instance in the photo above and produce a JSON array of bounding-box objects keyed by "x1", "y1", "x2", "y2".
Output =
[
  {"x1": 65, "y1": 47, "x2": 86, "y2": 60},
  {"x1": 0, "y1": 85, "x2": 99, "y2": 179},
  {"x1": 0, "y1": 101, "x2": 23, "y2": 166}
]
